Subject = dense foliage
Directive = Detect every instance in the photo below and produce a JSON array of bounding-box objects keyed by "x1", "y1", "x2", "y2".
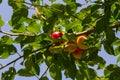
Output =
[{"x1": 0, "y1": 0, "x2": 120, "y2": 80}]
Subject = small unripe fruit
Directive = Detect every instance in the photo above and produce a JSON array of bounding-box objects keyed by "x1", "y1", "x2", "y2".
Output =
[
  {"x1": 72, "y1": 47, "x2": 84, "y2": 59},
  {"x1": 77, "y1": 35, "x2": 88, "y2": 49}
]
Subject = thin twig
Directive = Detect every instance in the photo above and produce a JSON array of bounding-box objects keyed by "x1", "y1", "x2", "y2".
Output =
[
  {"x1": 0, "y1": 56, "x2": 23, "y2": 70},
  {"x1": 34, "y1": 7, "x2": 46, "y2": 20},
  {"x1": 31, "y1": 71, "x2": 40, "y2": 80},
  {"x1": 76, "y1": 22, "x2": 120, "y2": 36},
  {"x1": 0, "y1": 30, "x2": 35, "y2": 36},
  {"x1": 39, "y1": 62, "x2": 52, "y2": 79},
  {"x1": 76, "y1": 28, "x2": 95, "y2": 36}
]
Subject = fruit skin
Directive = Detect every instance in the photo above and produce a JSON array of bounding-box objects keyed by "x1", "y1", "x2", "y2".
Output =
[
  {"x1": 65, "y1": 43, "x2": 77, "y2": 53},
  {"x1": 72, "y1": 47, "x2": 84, "y2": 59},
  {"x1": 77, "y1": 35, "x2": 88, "y2": 49},
  {"x1": 51, "y1": 31, "x2": 62, "y2": 39},
  {"x1": 51, "y1": 31, "x2": 63, "y2": 44}
]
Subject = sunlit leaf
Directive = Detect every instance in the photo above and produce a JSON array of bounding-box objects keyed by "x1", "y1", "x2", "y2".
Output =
[
  {"x1": 112, "y1": 39, "x2": 120, "y2": 46},
  {"x1": 0, "y1": 16, "x2": 4, "y2": 27},
  {"x1": 17, "y1": 68, "x2": 35, "y2": 77},
  {"x1": 117, "y1": 55, "x2": 120, "y2": 63},
  {"x1": 49, "y1": 0, "x2": 56, "y2": 2},
  {"x1": 27, "y1": 21, "x2": 41, "y2": 33},
  {"x1": 1, "y1": 35, "x2": 13, "y2": 45},
  {"x1": 114, "y1": 46, "x2": 120, "y2": 55},
  {"x1": 0, "y1": 51, "x2": 9, "y2": 59}
]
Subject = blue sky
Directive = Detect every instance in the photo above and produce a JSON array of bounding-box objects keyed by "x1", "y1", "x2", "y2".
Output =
[{"x1": 0, "y1": 0, "x2": 120, "y2": 80}]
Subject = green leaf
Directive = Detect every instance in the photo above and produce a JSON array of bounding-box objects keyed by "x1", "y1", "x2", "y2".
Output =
[
  {"x1": 96, "y1": 18, "x2": 106, "y2": 33},
  {"x1": 66, "y1": 2, "x2": 79, "y2": 15},
  {"x1": 17, "y1": 68, "x2": 35, "y2": 77},
  {"x1": 23, "y1": 45, "x2": 33, "y2": 59},
  {"x1": 30, "y1": 0, "x2": 37, "y2": 2},
  {"x1": 24, "y1": 56, "x2": 40, "y2": 75},
  {"x1": 114, "y1": 46, "x2": 120, "y2": 55},
  {"x1": 76, "y1": 70, "x2": 85, "y2": 80},
  {"x1": 113, "y1": 39, "x2": 120, "y2": 46},
  {"x1": 24, "y1": 57, "x2": 33, "y2": 70},
  {"x1": 90, "y1": 4, "x2": 102, "y2": 14},
  {"x1": 64, "y1": 59, "x2": 77, "y2": 79},
  {"x1": 87, "y1": 68, "x2": 97, "y2": 79},
  {"x1": 51, "y1": 4, "x2": 65, "y2": 15},
  {"x1": 49, "y1": 64, "x2": 62, "y2": 80},
  {"x1": 14, "y1": 36, "x2": 25, "y2": 43},
  {"x1": 43, "y1": 15, "x2": 58, "y2": 34},
  {"x1": 117, "y1": 55, "x2": 120, "y2": 63},
  {"x1": 2, "y1": 67, "x2": 16, "y2": 80},
  {"x1": 8, "y1": 0, "x2": 26, "y2": 9},
  {"x1": 112, "y1": 4, "x2": 120, "y2": 19},
  {"x1": 27, "y1": 21, "x2": 41, "y2": 33},
  {"x1": 39, "y1": 76, "x2": 49, "y2": 80},
  {"x1": 0, "y1": 44, "x2": 17, "y2": 59},
  {"x1": 63, "y1": 0, "x2": 76, "y2": 3},
  {"x1": 20, "y1": 36, "x2": 35, "y2": 48},
  {"x1": 103, "y1": 40, "x2": 115, "y2": 55},
  {"x1": 104, "y1": 64, "x2": 117, "y2": 77},
  {"x1": 0, "y1": 0, "x2": 2, "y2": 4},
  {"x1": 87, "y1": 47, "x2": 106, "y2": 68},
  {"x1": 65, "y1": 33, "x2": 77, "y2": 41},
  {"x1": 49, "y1": 0, "x2": 56, "y2": 2},
  {"x1": 105, "y1": 27, "x2": 115, "y2": 43},
  {"x1": 11, "y1": 7, "x2": 28, "y2": 26},
  {"x1": 65, "y1": 20, "x2": 83, "y2": 32},
  {"x1": 0, "y1": 51, "x2": 9, "y2": 59},
  {"x1": 109, "y1": 69, "x2": 120, "y2": 80},
  {"x1": 87, "y1": 47, "x2": 98, "y2": 60},
  {"x1": 32, "y1": 63, "x2": 40, "y2": 75},
  {"x1": 1, "y1": 35, "x2": 13, "y2": 45},
  {"x1": 104, "y1": 64, "x2": 120, "y2": 80},
  {"x1": 0, "y1": 16, "x2": 4, "y2": 27},
  {"x1": 77, "y1": 6, "x2": 91, "y2": 20},
  {"x1": 81, "y1": 68, "x2": 97, "y2": 80},
  {"x1": 11, "y1": 23, "x2": 27, "y2": 33}
]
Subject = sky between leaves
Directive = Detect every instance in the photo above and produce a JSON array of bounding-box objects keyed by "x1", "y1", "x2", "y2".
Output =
[{"x1": 0, "y1": 0, "x2": 120, "y2": 80}]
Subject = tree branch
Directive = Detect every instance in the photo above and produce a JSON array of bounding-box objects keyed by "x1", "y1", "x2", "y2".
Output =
[
  {"x1": 0, "y1": 56, "x2": 23, "y2": 70},
  {"x1": 76, "y1": 22, "x2": 120, "y2": 36},
  {"x1": 0, "y1": 30, "x2": 35, "y2": 36},
  {"x1": 34, "y1": 7, "x2": 46, "y2": 20},
  {"x1": 39, "y1": 62, "x2": 52, "y2": 79}
]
